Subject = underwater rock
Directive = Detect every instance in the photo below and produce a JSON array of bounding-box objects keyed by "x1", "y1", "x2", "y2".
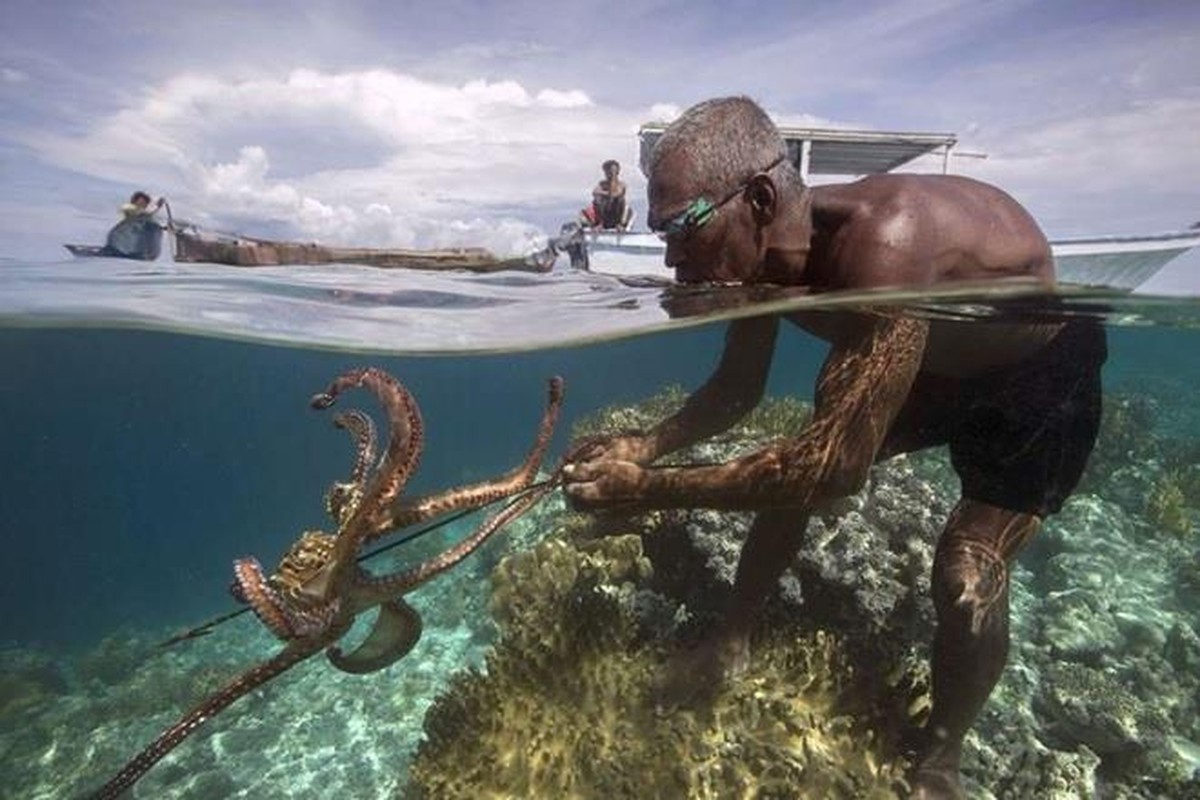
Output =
[
  {"x1": 1080, "y1": 392, "x2": 1163, "y2": 508},
  {"x1": 998, "y1": 741, "x2": 1102, "y2": 800},
  {"x1": 1034, "y1": 662, "x2": 1168, "y2": 757},
  {"x1": 1164, "y1": 621, "x2": 1200, "y2": 676},
  {"x1": 629, "y1": 451, "x2": 948, "y2": 645},
  {"x1": 403, "y1": 385, "x2": 1199, "y2": 798},
  {"x1": 1032, "y1": 495, "x2": 1179, "y2": 666}
]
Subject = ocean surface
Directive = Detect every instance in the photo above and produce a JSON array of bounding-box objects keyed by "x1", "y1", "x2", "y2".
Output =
[{"x1": 2, "y1": 253, "x2": 1199, "y2": 798}]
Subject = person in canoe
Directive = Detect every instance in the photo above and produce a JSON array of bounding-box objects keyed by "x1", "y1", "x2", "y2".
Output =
[
  {"x1": 580, "y1": 159, "x2": 633, "y2": 231},
  {"x1": 102, "y1": 190, "x2": 168, "y2": 259},
  {"x1": 120, "y1": 190, "x2": 166, "y2": 220}
]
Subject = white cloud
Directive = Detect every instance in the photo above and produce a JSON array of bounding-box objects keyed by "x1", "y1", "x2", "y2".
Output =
[
  {"x1": 24, "y1": 68, "x2": 655, "y2": 253},
  {"x1": 2, "y1": 67, "x2": 28, "y2": 84},
  {"x1": 944, "y1": 97, "x2": 1200, "y2": 235},
  {"x1": 535, "y1": 89, "x2": 592, "y2": 109},
  {"x1": 647, "y1": 103, "x2": 680, "y2": 122}
]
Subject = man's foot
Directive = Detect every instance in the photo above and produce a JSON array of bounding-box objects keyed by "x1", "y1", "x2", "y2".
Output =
[
  {"x1": 907, "y1": 735, "x2": 965, "y2": 800},
  {"x1": 908, "y1": 765, "x2": 964, "y2": 800},
  {"x1": 653, "y1": 633, "x2": 750, "y2": 712}
]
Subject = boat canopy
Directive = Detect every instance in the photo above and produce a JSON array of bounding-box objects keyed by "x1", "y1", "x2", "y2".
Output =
[{"x1": 638, "y1": 123, "x2": 958, "y2": 180}]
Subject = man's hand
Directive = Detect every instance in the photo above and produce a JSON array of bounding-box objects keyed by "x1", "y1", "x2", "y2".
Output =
[
  {"x1": 566, "y1": 432, "x2": 654, "y2": 465},
  {"x1": 562, "y1": 458, "x2": 648, "y2": 510}
]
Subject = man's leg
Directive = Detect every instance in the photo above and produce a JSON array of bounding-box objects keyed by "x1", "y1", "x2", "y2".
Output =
[
  {"x1": 912, "y1": 498, "x2": 1040, "y2": 799},
  {"x1": 657, "y1": 507, "x2": 808, "y2": 707}
]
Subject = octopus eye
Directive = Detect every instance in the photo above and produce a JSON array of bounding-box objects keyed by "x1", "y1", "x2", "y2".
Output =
[{"x1": 229, "y1": 579, "x2": 248, "y2": 604}]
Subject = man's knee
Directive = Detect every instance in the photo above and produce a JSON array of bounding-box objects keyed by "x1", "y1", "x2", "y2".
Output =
[{"x1": 932, "y1": 539, "x2": 1009, "y2": 636}]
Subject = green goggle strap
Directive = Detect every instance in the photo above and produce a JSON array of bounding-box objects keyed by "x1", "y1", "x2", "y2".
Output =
[{"x1": 663, "y1": 197, "x2": 716, "y2": 235}]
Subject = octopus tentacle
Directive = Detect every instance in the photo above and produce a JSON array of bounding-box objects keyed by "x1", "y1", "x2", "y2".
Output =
[
  {"x1": 325, "y1": 409, "x2": 377, "y2": 525},
  {"x1": 355, "y1": 377, "x2": 564, "y2": 599},
  {"x1": 335, "y1": 408, "x2": 377, "y2": 484},
  {"x1": 232, "y1": 557, "x2": 295, "y2": 640},
  {"x1": 361, "y1": 471, "x2": 558, "y2": 599},
  {"x1": 326, "y1": 598, "x2": 423, "y2": 674},
  {"x1": 311, "y1": 368, "x2": 424, "y2": 510},
  {"x1": 312, "y1": 369, "x2": 423, "y2": 518},
  {"x1": 87, "y1": 639, "x2": 325, "y2": 800},
  {"x1": 371, "y1": 375, "x2": 565, "y2": 537},
  {"x1": 312, "y1": 368, "x2": 424, "y2": 588}
]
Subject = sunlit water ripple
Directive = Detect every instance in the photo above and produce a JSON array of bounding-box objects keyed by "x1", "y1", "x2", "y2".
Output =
[{"x1": 3, "y1": 255, "x2": 1199, "y2": 354}]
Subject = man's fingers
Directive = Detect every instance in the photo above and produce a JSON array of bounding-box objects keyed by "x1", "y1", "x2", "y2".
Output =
[
  {"x1": 563, "y1": 479, "x2": 603, "y2": 508},
  {"x1": 565, "y1": 441, "x2": 603, "y2": 463},
  {"x1": 562, "y1": 462, "x2": 593, "y2": 481}
]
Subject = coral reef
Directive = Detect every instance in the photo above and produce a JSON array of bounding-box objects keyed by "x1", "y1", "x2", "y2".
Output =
[{"x1": 1145, "y1": 469, "x2": 1198, "y2": 538}]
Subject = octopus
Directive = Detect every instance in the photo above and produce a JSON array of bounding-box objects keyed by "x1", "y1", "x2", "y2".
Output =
[{"x1": 88, "y1": 366, "x2": 564, "y2": 798}]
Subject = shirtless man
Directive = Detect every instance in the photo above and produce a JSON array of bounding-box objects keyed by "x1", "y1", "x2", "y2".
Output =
[
  {"x1": 585, "y1": 159, "x2": 632, "y2": 230},
  {"x1": 562, "y1": 96, "x2": 1105, "y2": 799}
]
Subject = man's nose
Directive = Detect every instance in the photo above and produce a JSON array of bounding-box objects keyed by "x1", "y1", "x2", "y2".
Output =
[{"x1": 663, "y1": 238, "x2": 684, "y2": 268}]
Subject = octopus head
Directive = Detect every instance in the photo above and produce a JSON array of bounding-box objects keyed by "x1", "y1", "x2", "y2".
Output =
[
  {"x1": 232, "y1": 531, "x2": 340, "y2": 641},
  {"x1": 271, "y1": 530, "x2": 339, "y2": 607}
]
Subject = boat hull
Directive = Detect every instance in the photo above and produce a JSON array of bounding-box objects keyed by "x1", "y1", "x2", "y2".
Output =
[
  {"x1": 64, "y1": 217, "x2": 164, "y2": 261},
  {"x1": 581, "y1": 229, "x2": 1200, "y2": 291}
]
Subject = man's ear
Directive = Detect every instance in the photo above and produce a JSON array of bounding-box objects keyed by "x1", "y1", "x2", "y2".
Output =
[{"x1": 746, "y1": 174, "x2": 777, "y2": 223}]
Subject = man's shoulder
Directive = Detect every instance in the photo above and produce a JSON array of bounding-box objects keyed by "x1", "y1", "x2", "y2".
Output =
[
  {"x1": 815, "y1": 174, "x2": 1018, "y2": 228},
  {"x1": 817, "y1": 173, "x2": 990, "y2": 202}
]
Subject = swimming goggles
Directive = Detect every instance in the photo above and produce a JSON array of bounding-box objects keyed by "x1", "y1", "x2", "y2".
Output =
[{"x1": 653, "y1": 154, "x2": 786, "y2": 240}]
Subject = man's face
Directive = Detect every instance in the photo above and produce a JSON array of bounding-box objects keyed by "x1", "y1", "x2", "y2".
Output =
[
  {"x1": 604, "y1": 163, "x2": 619, "y2": 180},
  {"x1": 647, "y1": 149, "x2": 762, "y2": 284}
]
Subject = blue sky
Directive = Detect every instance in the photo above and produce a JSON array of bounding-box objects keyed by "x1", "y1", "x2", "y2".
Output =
[{"x1": 2, "y1": 0, "x2": 1198, "y2": 289}]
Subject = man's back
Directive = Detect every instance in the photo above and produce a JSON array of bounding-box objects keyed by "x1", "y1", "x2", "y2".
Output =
[
  {"x1": 808, "y1": 174, "x2": 1054, "y2": 291},
  {"x1": 794, "y1": 174, "x2": 1060, "y2": 377}
]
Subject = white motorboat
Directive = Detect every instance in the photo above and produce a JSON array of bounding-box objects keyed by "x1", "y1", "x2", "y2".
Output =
[{"x1": 573, "y1": 124, "x2": 1198, "y2": 292}]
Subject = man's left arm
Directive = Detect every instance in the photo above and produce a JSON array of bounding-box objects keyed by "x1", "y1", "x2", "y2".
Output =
[{"x1": 565, "y1": 314, "x2": 928, "y2": 511}]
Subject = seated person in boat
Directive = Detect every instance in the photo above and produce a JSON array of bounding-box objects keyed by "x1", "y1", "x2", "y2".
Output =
[
  {"x1": 562, "y1": 96, "x2": 1105, "y2": 800},
  {"x1": 580, "y1": 159, "x2": 633, "y2": 230},
  {"x1": 121, "y1": 191, "x2": 165, "y2": 220}
]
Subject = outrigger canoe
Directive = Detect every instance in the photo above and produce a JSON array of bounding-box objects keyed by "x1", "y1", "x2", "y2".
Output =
[{"x1": 66, "y1": 221, "x2": 557, "y2": 274}]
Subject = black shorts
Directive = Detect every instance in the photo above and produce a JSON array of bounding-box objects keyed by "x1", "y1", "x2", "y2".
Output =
[{"x1": 880, "y1": 321, "x2": 1107, "y2": 516}]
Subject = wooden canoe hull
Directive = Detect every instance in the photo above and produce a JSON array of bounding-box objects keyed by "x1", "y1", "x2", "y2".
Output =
[{"x1": 173, "y1": 231, "x2": 547, "y2": 273}]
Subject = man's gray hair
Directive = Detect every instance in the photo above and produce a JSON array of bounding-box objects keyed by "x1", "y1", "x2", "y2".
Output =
[{"x1": 645, "y1": 96, "x2": 801, "y2": 196}]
